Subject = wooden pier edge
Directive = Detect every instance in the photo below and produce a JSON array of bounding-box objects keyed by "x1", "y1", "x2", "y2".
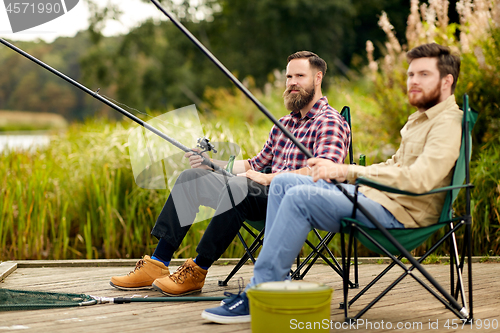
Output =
[
  {"x1": 0, "y1": 261, "x2": 17, "y2": 281},
  {"x1": 4, "y1": 255, "x2": 499, "y2": 268}
]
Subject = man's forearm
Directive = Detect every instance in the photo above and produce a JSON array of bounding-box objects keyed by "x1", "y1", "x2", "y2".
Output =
[{"x1": 232, "y1": 160, "x2": 251, "y2": 174}]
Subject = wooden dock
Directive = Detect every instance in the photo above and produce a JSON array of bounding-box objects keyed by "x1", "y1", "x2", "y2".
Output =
[{"x1": 1, "y1": 259, "x2": 499, "y2": 332}]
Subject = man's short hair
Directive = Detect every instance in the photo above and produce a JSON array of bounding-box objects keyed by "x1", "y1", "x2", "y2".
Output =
[
  {"x1": 287, "y1": 51, "x2": 327, "y2": 77},
  {"x1": 406, "y1": 43, "x2": 461, "y2": 93}
]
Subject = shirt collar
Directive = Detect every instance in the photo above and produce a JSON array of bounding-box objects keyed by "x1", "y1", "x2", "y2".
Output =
[
  {"x1": 290, "y1": 96, "x2": 329, "y2": 120},
  {"x1": 408, "y1": 94, "x2": 457, "y2": 121},
  {"x1": 425, "y1": 94, "x2": 457, "y2": 120}
]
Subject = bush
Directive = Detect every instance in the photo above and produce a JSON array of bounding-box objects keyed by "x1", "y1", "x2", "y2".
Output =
[{"x1": 366, "y1": 0, "x2": 500, "y2": 147}]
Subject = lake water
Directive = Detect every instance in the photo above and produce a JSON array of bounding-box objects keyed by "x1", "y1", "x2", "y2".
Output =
[{"x1": 0, "y1": 133, "x2": 50, "y2": 152}]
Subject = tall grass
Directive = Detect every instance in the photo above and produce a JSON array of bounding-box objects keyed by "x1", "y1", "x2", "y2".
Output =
[
  {"x1": 5, "y1": 74, "x2": 496, "y2": 260},
  {"x1": 456, "y1": 138, "x2": 500, "y2": 255},
  {"x1": 0, "y1": 80, "x2": 387, "y2": 260},
  {"x1": 0, "y1": 91, "x2": 276, "y2": 260}
]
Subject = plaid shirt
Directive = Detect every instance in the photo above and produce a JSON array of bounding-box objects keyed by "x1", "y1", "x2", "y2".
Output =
[{"x1": 248, "y1": 96, "x2": 350, "y2": 173}]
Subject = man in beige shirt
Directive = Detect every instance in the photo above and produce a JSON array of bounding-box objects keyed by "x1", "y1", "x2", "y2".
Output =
[{"x1": 202, "y1": 43, "x2": 463, "y2": 323}]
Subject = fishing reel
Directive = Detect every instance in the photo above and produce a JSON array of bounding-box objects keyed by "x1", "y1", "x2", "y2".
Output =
[{"x1": 197, "y1": 136, "x2": 217, "y2": 154}]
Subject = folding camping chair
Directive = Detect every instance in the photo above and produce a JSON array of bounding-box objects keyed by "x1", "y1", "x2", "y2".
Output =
[
  {"x1": 339, "y1": 94, "x2": 477, "y2": 322},
  {"x1": 219, "y1": 106, "x2": 358, "y2": 287}
]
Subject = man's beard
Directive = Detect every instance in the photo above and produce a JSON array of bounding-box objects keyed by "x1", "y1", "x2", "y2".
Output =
[
  {"x1": 283, "y1": 84, "x2": 315, "y2": 112},
  {"x1": 408, "y1": 81, "x2": 441, "y2": 110}
]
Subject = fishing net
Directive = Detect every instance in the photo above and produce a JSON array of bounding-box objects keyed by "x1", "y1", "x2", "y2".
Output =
[
  {"x1": 0, "y1": 288, "x2": 226, "y2": 311},
  {"x1": 0, "y1": 288, "x2": 96, "y2": 311}
]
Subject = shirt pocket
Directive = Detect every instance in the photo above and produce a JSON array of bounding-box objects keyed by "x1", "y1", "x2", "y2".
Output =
[
  {"x1": 404, "y1": 141, "x2": 424, "y2": 156},
  {"x1": 403, "y1": 141, "x2": 424, "y2": 166}
]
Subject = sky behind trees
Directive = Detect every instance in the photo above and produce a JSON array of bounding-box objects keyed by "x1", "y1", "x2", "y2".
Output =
[{"x1": 0, "y1": 0, "x2": 165, "y2": 42}]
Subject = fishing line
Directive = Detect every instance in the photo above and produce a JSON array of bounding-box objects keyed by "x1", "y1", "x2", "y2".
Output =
[{"x1": 98, "y1": 91, "x2": 153, "y2": 119}]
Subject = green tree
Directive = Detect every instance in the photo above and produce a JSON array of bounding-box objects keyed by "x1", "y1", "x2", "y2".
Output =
[
  {"x1": 0, "y1": 37, "x2": 89, "y2": 118},
  {"x1": 207, "y1": 0, "x2": 356, "y2": 86}
]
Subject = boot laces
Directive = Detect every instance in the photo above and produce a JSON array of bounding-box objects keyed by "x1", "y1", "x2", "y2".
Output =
[
  {"x1": 128, "y1": 259, "x2": 146, "y2": 276},
  {"x1": 171, "y1": 262, "x2": 198, "y2": 284}
]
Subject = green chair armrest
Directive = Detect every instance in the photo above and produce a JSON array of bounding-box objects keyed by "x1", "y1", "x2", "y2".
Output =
[{"x1": 355, "y1": 177, "x2": 473, "y2": 197}]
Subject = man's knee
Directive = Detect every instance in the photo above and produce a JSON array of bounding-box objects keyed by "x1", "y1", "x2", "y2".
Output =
[{"x1": 270, "y1": 173, "x2": 307, "y2": 196}]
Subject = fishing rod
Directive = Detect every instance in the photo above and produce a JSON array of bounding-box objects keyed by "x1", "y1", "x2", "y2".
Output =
[
  {"x1": 91, "y1": 295, "x2": 225, "y2": 304},
  {"x1": 0, "y1": 37, "x2": 233, "y2": 178},
  {"x1": 149, "y1": 0, "x2": 469, "y2": 317}
]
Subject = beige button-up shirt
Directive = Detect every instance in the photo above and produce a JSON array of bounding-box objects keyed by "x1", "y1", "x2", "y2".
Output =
[{"x1": 346, "y1": 95, "x2": 463, "y2": 228}]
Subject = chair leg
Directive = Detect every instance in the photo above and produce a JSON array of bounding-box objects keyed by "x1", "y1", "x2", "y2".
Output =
[
  {"x1": 344, "y1": 231, "x2": 357, "y2": 322},
  {"x1": 450, "y1": 228, "x2": 468, "y2": 309},
  {"x1": 466, "y1": 223, "x2": 474, "y2": 321},
  {"x1": 218, "y1": 251, "x2": 250, "y2": 286},
  {"x1": 353, "y1": 237, "x2": 359, "y2": 288},
  {"x1": 293, "y1": 255, "x2": 302, "y2": 280},
  {"x1": 347, "y1": 257, "x2": 400, "y2": 308},
  {"x1": 236, "y1": 231, "x2": 256, "y2": 264},
  {"x1": 345, "y1": 222, "x2": 470, "y2": 320},
  {"x1": 218, "y1": 229, "x2": 264, "y2": 286},
  {"x1": 450, "y1": 225, "x2": 455, "y2": 296},
  {"x1": 291, "y1": 231, "x2": 357, "y2": 287},
  {"x1": 340, "y1": 231, "x2": 350, "y2": 320}
]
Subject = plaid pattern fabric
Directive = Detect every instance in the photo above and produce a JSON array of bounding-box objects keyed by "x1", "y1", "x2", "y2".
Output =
[{"x1": 248, "y1": 96, "x2": 350, "y2": 173}]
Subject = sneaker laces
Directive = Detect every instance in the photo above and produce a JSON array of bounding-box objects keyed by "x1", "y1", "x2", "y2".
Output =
[
  {"x1": 170, "y1": 262, "x2": 198, "y2": 284},
  {"x1": 221, "y1": 277, "x2": 245, "y2": 306}
]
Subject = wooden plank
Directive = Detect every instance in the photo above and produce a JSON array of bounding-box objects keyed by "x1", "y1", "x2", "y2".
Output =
[
  {"x1": 0, "y1": 262, "x2": 498, "y2": 333},
  {"x1": 13, "y1": 256, "x2": 500, "y2": 268},
  {"x1": 0, "y1": 261, "x2": 17, "y2": 281},
  {"x1": 13, "y1": 258, "x2": 269, "y2": 268}
]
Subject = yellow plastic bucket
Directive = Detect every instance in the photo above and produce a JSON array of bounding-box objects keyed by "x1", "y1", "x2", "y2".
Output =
[{"x1": 247, "y1": 281, "x2": 333, "y2": 332}]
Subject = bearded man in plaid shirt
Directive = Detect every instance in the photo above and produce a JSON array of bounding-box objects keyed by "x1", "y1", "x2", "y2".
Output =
[{"x1": 110, "y1": 51, "x2": 351, "y2": 296}]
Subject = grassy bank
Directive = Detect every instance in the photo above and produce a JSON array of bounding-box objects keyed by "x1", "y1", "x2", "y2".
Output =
[
  {"x1": 0, "y1": 110, "x2": 68, "y2": 132},
  {"x1": 2, "y1": 82, "x2": 497, "y2": 260},
  {"x1": 0, "y1": 82, "x2": 379, "y2": 260}
]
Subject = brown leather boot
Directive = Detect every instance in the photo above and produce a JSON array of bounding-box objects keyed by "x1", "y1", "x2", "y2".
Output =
[
  {"x1": 152, "y1": 258, "x2": 208, "y2": 296},
  {"x1": 110, "y1": 255, "x2": 170, "y2": 290}
]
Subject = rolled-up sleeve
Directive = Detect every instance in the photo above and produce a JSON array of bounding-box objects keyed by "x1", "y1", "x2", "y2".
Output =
[{"x1": 313, "y1": 115, "x2": 350, "y2": 164}]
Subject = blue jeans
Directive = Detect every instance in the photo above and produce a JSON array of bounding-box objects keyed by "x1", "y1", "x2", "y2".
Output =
[{"x1": 248, "y1": 173, "x2": 404, "y2": 288}]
